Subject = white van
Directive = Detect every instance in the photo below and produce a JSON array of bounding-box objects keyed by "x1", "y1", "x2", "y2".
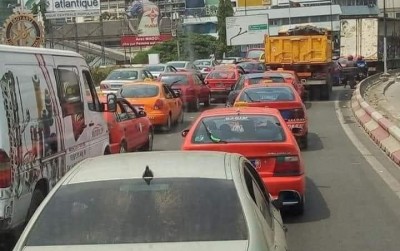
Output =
[{"x1": 0, "y1": 45, "x2": 114, "y2": 234}]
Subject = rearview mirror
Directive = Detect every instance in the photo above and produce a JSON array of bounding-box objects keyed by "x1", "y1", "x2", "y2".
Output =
[
  {"x1": 107, "y1": 93, "x2": 117, "y2": 112},
  {"x1": 181, "y1": 129, "x2": 189, "y2": 137}
]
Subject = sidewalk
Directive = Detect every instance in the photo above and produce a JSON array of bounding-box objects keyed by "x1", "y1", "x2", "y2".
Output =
[{"x1": 352, "y1": 71, "x2": 400, "y2": 166}]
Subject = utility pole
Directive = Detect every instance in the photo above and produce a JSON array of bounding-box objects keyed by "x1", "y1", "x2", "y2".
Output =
[
  {"x1": 74, "y1": 18, "x2": 79, "y2": 53},
  {"x1": 100, "y1": 17, "x2": 106, "y2": 65},
  {"x1": 383, "y1": 0, "x2": 388, "y2": 74}
]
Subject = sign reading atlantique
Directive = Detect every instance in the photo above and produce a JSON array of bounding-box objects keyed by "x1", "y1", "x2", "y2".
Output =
[{"x1": 45, "y1": 0, "x2": 100, "y2": 19}]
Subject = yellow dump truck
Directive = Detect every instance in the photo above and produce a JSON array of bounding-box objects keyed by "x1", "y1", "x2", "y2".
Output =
[{"x1": 264, "y1": 25, "x2": 334, "y2": 100}]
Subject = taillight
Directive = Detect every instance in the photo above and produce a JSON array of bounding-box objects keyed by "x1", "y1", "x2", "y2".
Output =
[
  {"x1": 100, "y1": 83, "x2": 110, "y2": 90},
  {"x1": 0, "y1": 150, "x2": 11, "y2": 188},
  {"x1": 292, "y1": 108, "x2": 305, "y2": 119},
  {"x1": 154, "y1": 99, "x2": 164, "y2": 110},
  {"x1": 273, "y1": 155, "x2": 301, "y2": 176}
]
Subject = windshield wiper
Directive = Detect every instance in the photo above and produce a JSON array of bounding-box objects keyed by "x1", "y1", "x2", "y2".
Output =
[{"x1": 201, "y1": 120, "x2": 227, "y2": 144}]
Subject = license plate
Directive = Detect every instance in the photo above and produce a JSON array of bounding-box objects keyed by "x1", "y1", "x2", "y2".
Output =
[
  {"x1": 288, "y1": 123, "x2": 304, "y2": 129},
  {"x1": 216, "y1": 83, "x2": 224, "y2": 87}
]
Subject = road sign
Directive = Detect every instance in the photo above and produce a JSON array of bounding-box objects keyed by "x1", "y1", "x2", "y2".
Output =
[
  {"x1": 249, "y1": 24, "x2": 268, "y2": 31},
  {"x1": 226, "y1": 14, "x2": 269, "y2": 46}
]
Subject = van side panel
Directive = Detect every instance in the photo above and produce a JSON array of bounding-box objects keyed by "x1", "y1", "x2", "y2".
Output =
[{"x1": 0, "y1": 52, "x2": 67, "y2": 229}]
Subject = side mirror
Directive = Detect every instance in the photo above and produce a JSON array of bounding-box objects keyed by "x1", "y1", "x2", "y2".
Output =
[
  {"x1": 138, "y1": 110, "x2": 147, "y2": 117},
  {"x1": 107, "y1": 93, "x2": 117, "y2": 112},
  {"x1": 272, "y1": 198, "x2": 283, "y2": 210},
  {"x1": 181, "y1": 129, "x2": 189, "y2": 137}
]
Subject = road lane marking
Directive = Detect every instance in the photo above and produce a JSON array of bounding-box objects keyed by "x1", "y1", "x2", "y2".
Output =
[{"x1": 335, "y1": 99, "x2": 400, "y2": 199}]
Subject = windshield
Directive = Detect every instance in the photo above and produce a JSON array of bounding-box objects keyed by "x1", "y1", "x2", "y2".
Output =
[
  {"x1": 247, "y1": 50, "x2": 263, "y2": 59},
  {"x1": 168, "y1": 62, "x2": 186, "y2": 68},
  {"x1": 248, "y1": 75, "x2": 285, "y2": 84},
  {"x1": 194, "y1": 60, "x2": 211, "y2": 66},
  {"x1": 160, "y1": 75, "x2": 189, "y2": 85},
  {"x1": 120, "y1": 84, "x2": 159, "y2": 98},
  {"x1": 106, "y1": 70, "x2": 139, "y2": 80},
  {"x1": 238, "y1": 86, "x2": 295, "y2": 102},
  {"x1": 208, "y1": 71, "x2": 236, "y2": 79},
  {"x1": 146, "y1": 65, "x2": 165, "y2": 72},
  {"x1": 24, "y1": 178, "x2": 248, "y2": 245},
  {"x1": 192, "y1": 115, "x2": 285, "y2": 143}
]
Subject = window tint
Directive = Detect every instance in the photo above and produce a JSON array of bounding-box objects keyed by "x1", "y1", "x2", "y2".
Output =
[
  {"x1": 120, "y1": 85, "x2": 159, "y2": 98},
  {"x1": 192, "y1": 115, "x2": 285, "y2": 143},
  {"x1": 121, "y1": 101, "x2": 137, "y2": 119},
  {"x1": 106, "y1": 70, "x2": 138, "y2": 80},
  {"x1": 55, "y1": 67, "x2": 84, "y2": 117},
  {"x1": 238, "y1": 86, "x2": 295, "y2": 102},
  {"x1": 25, "y1": 178, "x2": 248, "y2": 245}
]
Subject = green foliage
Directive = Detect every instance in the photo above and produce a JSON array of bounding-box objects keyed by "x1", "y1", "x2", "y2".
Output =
[
  {"x1": 217, "y1": 0, "x2": 234, "y2": 58},
  {"x1": 90, "y1": 66, "x2": 119, "y2": 86},
  {"x1": 132, "y1": 34, "x2": 218, "y2": 63}
]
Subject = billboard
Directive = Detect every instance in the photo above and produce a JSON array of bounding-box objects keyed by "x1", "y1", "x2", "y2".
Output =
[
  {"x1": 121, "y1": 34, "x2": 173, "y2": 47},
  {"x1": 236, "y1": 0, "x2": 271, "y2": 7},
  {"x1": 45, "y1": 0, "x2": 101, "y2": 19},
  {"x1": 226, "y1": 14, "x2": 269, "y2": 46}
]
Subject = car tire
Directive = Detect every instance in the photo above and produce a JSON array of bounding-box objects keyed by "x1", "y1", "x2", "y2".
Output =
[
  {"x1": 162, "y1": 114, "x2": 172, "y2": 132},
  {"x1": 292, "y1": 196, "x2": 305, "y2": 216},
  {"x1": 141, "y1": 128, "x2": 154, "y2": 151},
  {"x1": 204, "y1": 94, "x2": 211, "y2": 107},
  {"x1": 26, "y1": 189, "x2": 45, "y2": 223},
  {"x1": 192, "y1": 98, "x2": 200, "y2": 112},
  {"x1": 119, "y1": 142, "x2": 127, "y2": 153},
  {"x1": 300, "y1": 134, "x2": 308, "y2": 150}
]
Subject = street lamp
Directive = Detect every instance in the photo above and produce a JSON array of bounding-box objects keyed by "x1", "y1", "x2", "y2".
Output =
[{"x1": 172, "y1": 12, "x2": 182, "y2": 60}]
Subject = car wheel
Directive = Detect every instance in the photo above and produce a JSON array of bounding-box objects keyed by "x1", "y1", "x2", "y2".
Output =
[
  {"x1": 141, "y1": 128, "x2": 154, "y2": 151},
  {"x1": 119, "y1": 142, "x2": 127, "y2": 153},
  {"x1": 291, "y1": 196, "x2": 305, "y2": 215},
  {"x1": 26, "y1": 189, "x2": 45, "y2": 223},
  {"x1": 204, "y1": 93, "x2": 211, "y2": 107},
  {"x1": 162, "y1": 115, "x2": 172, "y2": 132},
  {"x1": 300, "y1": 134, "x2": 308, "y2": 150},
  {"x1": 192, "y1": 98, "x2": 200, "y2": 112}
]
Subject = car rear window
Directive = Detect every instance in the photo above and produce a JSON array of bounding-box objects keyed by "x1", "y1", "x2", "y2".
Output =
[
  {"x1": 160, "y1": 75, "x2": 189, "y2": 85},
  {"x1": 248, "y1": 75, "x2": 285, "y2": 84},
  {"x1": 208, "y1": 71, "x2": 236, "y2": 79},
  {"x1": 194, "y1": 60, "x2": 211, "y2": 66},
  {"x1": 246, "y1": 50, "x2": 263, "y2": 59},
  {"x1": 168, "y1": 62, "x2": 186, "y2": 68},
  {"x1": 192, "y1": 115, "x2": 285, "y2": 143},
  {"x1": 106, "y1": 70, "x2": 138, "y2": 80},
  {"x1": 120, "y1": 84, "x2": 159, "y2": 98},
  {"x1": 146, "y1": 65, "x2": 165, "y2": 72},
  {"x1": 238, "y1": 86, "x2": 295, "y2": 102},
  {"x1": 25, "y1": 178, "x2": 248, "y2": 246}
]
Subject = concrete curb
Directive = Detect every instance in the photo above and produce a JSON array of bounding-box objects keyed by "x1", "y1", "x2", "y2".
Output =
[{"x1": 351, "y1": 71, "x2": 400, "y2": 166}]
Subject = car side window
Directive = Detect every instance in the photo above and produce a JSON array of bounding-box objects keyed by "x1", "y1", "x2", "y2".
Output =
[
  {"x1": 163, "y1": 85, "x2": 174, "y2": 99},
  {"x1": 121, "y1": 101, "x2": 137, "y2": 119},
  {"x1": 115, "y1": 102, "x2": 129, "y2": 122},
  {"x1": 55, "y1": 67, "x2": 84, "y2": 117},
  {"x1": 82, "y1": 70, "x2": 101, "y2": 112},
  {"x1": 234, "y1": 76, "x2": 245, "y2": 90},
  {"x1": 244, "y1": 162, "x2": 273, "y2": 227}
]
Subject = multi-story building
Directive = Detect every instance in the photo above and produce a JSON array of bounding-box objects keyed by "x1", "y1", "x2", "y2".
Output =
[
  {"x1": 333, "y1": 0, "x2": 379, "y2": 18},
  {"x1": 377, "y1": 0, "x2": 400, "y2": 18}
]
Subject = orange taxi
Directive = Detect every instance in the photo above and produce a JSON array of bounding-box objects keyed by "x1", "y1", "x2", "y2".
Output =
[
  {"x1": 181, "y1": 107, "x2": 306, "y2": 214},
  {"x1": 204, "y1": 65, "x2": 244, "y2": 102},
  {"x1": 271, "y1": 69, "x2": 305, "y2": 99},
  {"x1": 233, "y1": 82, "x2": 308, "y2": 149},
  {"x1": 119, "y1": 81, "x2": 184, "y2": 132}
]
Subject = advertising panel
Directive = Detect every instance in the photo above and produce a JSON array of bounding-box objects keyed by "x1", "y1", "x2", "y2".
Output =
[
  {"x1": 236, "y1": 0, "x2": 271, "y2": 7},
  {"x1": 121, "y1": 34, "x2": 173, "y2": 47},
  {"x1": 45, "y1": 0, "x2": 101, "y2": 19},
  {"x1": 226, "y1": 14, "x2": 269, "y2": 46}
]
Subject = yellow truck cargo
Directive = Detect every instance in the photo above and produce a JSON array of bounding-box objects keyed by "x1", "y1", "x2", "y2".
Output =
[{"x1": 265, "y1": 25, "x2": 334, "y2": 100}]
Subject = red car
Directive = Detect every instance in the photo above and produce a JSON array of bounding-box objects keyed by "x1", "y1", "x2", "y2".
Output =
[
  {"x1": 159, "y1": 72, "x2": 211, "y2": 112},
  {"x1": 102, "y1": 97, "x2": 153, "y2": 153},
  {"x1": 233, "y1": 83, "x2": 308, "y2": 149},
  {"x1": 271, "y1": 69, "x2": 305, "y2": 99},
  {"x1": 205, "y1": 66, "x2": 243, "y2": 102},
  {"x1": 181, "y1": 107, "x2": 306, "y2": 214}
]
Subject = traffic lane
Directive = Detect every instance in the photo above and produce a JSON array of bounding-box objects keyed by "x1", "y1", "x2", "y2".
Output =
[
  {"x1": 284, "y1": 87, "x2": 400, "y2": 251},
  {"x1": 153, "y1": 103, "x2": 222, "y2": 150}
]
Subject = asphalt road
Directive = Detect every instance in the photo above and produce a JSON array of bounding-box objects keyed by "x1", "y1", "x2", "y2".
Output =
[
  {"x1": 4, "y1": 87, "x2": 400, "y2": 250},
  {"x1": 154, "y1": 87, "x2": 400, "y2": 251}
]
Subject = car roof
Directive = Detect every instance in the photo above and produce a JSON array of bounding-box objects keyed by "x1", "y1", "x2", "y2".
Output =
[
  {"x1": 113, "y1": 67, "x2": 143, "y2": 71},
  {"x1": 200, "y1": 107, "x2": 282, "y2": 117},
  {"x1": 243, "y1": 82, "x2": 295, "y2": 90},
  {"x1": 122, "y1": 81, "x2": 163, "y2": 87},
  {"x1": 64, "y1": 151, "x2": 237, "y2": 185},
  {"x1": 161, "y1": 71, "x2": 192, "y2": 76},
  {"x1": 245, "y1": 72, "x2": 283, "y2": 78},
  {"x1": 0, "y1": 44, "x2": 82, "y2": 57}
]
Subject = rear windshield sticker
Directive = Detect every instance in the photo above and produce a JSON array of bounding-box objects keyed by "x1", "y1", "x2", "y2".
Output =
[{"x1": 225, "y1": 116, "x2": 248, "y2": 121}]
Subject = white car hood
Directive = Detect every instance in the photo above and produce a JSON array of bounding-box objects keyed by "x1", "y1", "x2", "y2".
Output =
[{"x1": 21, "y1": 240, "x2": 248, "y2": 251}]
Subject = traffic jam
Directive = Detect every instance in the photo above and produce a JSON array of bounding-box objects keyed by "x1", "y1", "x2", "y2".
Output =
[{"x1": 0, "y1": 25, "x2": 372, "y2": 250}]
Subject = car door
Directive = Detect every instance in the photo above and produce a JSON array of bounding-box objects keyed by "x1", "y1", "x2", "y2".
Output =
[
  {"x1": 243, "y1": 161, "x2": 287, "y2": 251},
  {"x1": 115, "y1": 101, "x2": 137, "y2": 151},
  {"x1": 121, "y1": 100, "x2": 148, "y2": 148},
  {"x1": 162, "y1": 85, "x2": 179, "y2": 121},
  {"x1": 193, "y1": 74, "x2": 208, "y2": 101}
]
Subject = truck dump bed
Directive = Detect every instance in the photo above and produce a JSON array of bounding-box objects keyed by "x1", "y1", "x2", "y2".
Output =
[{"x1": 265, "y1": 25, "x2": 332, "y2": 65}]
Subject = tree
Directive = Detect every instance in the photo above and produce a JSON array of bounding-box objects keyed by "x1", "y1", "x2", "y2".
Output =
[
  {"x1": 132, "y1": 34, "x2": 218, "y2": 64},
  {"x1": 216, "y1": 0, "x2": 234, "y2": 58}
]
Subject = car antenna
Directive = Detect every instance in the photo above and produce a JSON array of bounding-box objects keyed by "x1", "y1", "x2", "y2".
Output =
[{"x1": 142, "y1": 165, "x2": 154, "y2": 185}]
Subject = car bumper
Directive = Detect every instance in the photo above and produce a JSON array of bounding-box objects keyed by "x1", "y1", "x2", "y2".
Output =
[
  {"x1": 147, "y1": 112, "x2": 168, "y2": 126},
  {"x1": 264, "y1": 174, "x2": 306, "y2": 202},
  {"x1": 287, "y1": 121, "x2": 308, "y2": 137}
]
